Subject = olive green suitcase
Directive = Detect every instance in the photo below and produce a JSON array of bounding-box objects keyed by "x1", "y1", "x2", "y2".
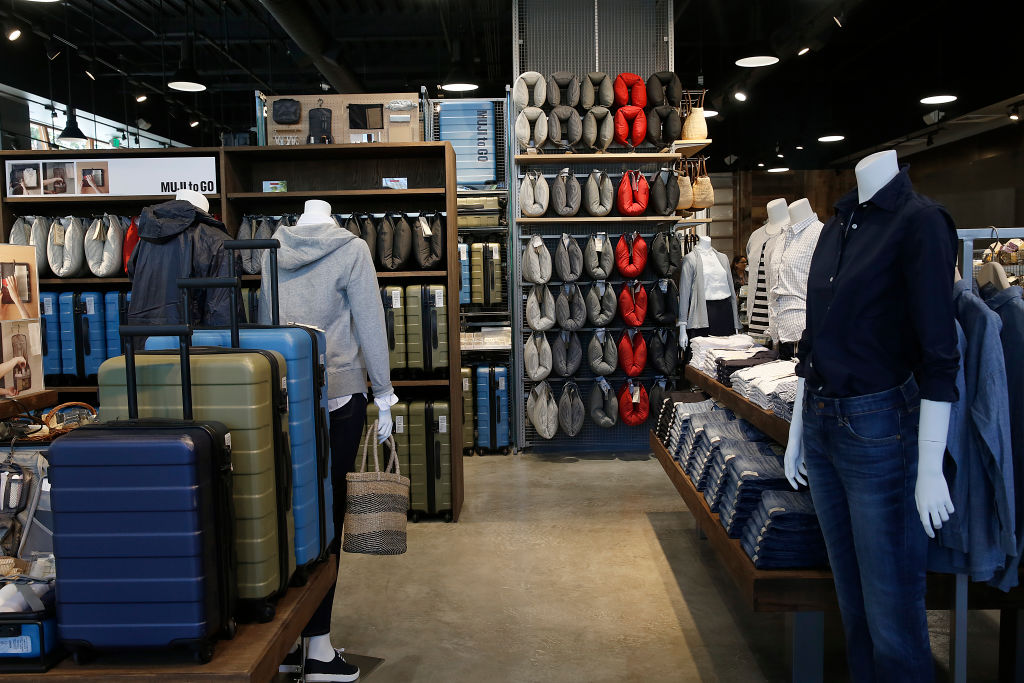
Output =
[
  {"x1": 98, "y1": 348, "x2": 295, "y2": 623},
  {"x1": 361, "y1": 402, "x2": 410, "y2": 476},
  {"x1": 408, "y1": 400, "x2": 452, "y2": 521},
  {"x1": 457, "y1": 196, "x2": 500, "y2": 211},
  {"x1": 404, "y1": 284, "x2": 448, "y2": 372},
  {"x1": 470, "y1": 243, "x2": 502, "y2": 305},
  {"x1": 461, "y1": 367, "x2": 474, "y2": 452},
  {"x1": 381, "y1": 286, "x2": 406, "y2": 371}
]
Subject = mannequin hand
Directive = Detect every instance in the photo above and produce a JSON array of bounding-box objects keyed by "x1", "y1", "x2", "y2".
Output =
[
  {"x1": 678, "y1": 323, "x2": 688, "y2": 349},
  {"x1": 784, "y1": 378, "x2": 808, "y2": 488},
  {"x1": 915, "y1": 399, "x2": 954, "y2": 538},
  {"x1": 377, "y1": 408, "x2": 393, "y2": 443}
]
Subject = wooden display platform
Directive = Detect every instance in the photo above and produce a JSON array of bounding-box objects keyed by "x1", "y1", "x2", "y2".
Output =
[
  {"x1": 683, "y1": 365, "x2": 791, "y2": 444},
  {"x1": 4, "y1": 557, "x2": 337, "y2": 682},
  {"x1": 0, "y1": 391, "x2": 59, "y2": 419}
]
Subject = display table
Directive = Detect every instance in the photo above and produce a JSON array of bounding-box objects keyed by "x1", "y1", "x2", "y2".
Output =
[
  {"x1": 1, "y1": 556, "x2": 337, "y2": 682},
  {"x1": 0, "y1": 391, "x2": 60, "y2": 420}
]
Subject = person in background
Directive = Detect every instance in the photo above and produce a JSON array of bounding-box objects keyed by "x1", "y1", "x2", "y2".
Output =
[{"x1": 733, "y1": 255, "x2": 749, "y2": 327}]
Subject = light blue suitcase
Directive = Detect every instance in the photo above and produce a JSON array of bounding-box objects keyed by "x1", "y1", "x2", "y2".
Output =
[
  {"x1": 475, "y1": 364, "x2": 509, "y2": 450},
  {"x1": 40, "y1": 292, "x2": 61, "y2": 379},
  {"x1": 458, "y1": 243, "x2": 470, "y2": 304},
  {"x1": 59, "y1": 292, "x2": 105, "y2": 380},
  {"x1": 104, "y1": 291, "x2": 131, "y2": 359}
]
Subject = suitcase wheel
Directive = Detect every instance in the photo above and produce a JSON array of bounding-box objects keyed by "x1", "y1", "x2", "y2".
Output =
[
  {"x1": 410, "y1": 511, "x2": 423, "y2": 523},
  {"x1": 194, "y1": 641, "x2": 215, "y2": 664},
  {"x1": 224, "y1": 617, "x2": 238, "y2": 640},
  {"x1": 72, "y1": 648, "x2": 96, "y2": 665},
  {"x1": 443, "y1": 510, "x2": 453, "y2": 523},
  {"x1": 259, "y1": 603, "x2": 276, "y2": 623}
]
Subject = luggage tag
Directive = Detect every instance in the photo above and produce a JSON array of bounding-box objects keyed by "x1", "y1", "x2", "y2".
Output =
[
  {"x1": 498, "y1": 375, "x2": 506, "y2": 390},
  {"x1": 659, "y1": 279, "x2": 669, "y2": 293},
  {"x1": 434, "y1": 288, "x2": 444, "y2": 309},
  {"x1": 597, "y1": 376, "x2": 611, "y2": 393},
  {"x1": 491, "y1": 244, "x2": 500, "y2": 260},
  {"x1": 395, "y1": 415, "x2": 405, "y2": 433},
  {"x1": 463, "y1": 376, "x2": 470, "y2": 391},
  {"x1": 438, "y1": 415, "x2": 448, "y2": 433},
  {"x1": 85, "y1": 297, "x2": 96, "y2": 315},
  {"x1": 391, "y1": 290, "x2": 402, "y2": 309},
  {"x1": 43, "y1": 297, "x2": 53, "y2": 315},
  {"x1": 52, "y1": 220, "x2": 65, "y2": 247},
  {"x1": 459, "y1": 243, "x2": 469, "y2": 260}
]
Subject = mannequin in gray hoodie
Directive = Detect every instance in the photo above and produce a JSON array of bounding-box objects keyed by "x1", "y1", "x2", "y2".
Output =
[{"x1": 260, "y1": 200, "x2": 394, "y2": 680}]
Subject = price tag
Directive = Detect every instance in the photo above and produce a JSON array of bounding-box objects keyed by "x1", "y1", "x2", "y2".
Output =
[
  {"x1": 459, "y1": 243, "x2": 468, "y2": 260},
  {"x1": 43, "y1": 298, "x2": 53, "y2": 315},
  {"x1": 660, "y1": 279, "x2": 669, "y2": 293},
  {"x1": 595, "y1": 234, "x2": 604, "y2": 252},
  {"x1": 498, "y1": 376, "x2": 506, "y2": 390},
  {"x1": 491, "y1": 244, "x2": 500, "y2": 260},
  {"x1": 0, "y1": 636, "x2": 32, "y2": 654},
  {"x1": 434, "y1": 288, "x2": 444, "y2": 309},
  {"x1": 392, "y1": 290, "x2": 402, "y2": 309},
  {"x1": 85, "y1": 297, "x2": 96, "y2": 315},
  {"x1": 463, "y1": 377, "x2": 470, "y2": 391},
  {"x1": 224, "y1": 433, "x2": 232, "y2": 449},
  {"x1": 41, "y1": 478, "x2": 51, "y2": 492},
  {"x1": 418, "y1": 216, "x2": 432, "y2": 237},
  {"x1": 596, "y1": 281, "x2": 606, "y2": 296},
  {"x1": 438, "y1": 415, "x2": 448, "y2": 433},
  {"x1": 396, "y1": 415, "x2": 405, "y2": 433},
  {"x1": 630, "y1": 382, "x2": 640, "y2": 403},
  {"x1": 91, "y1": 218, "x2": 106, "y2": 242},
  {"x1": 53, "y1": 222, "x2": 65, "y2": 247}
]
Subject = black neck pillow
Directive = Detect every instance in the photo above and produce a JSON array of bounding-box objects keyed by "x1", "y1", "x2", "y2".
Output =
[
  {"x1": 649, "y1": 168, "x2": 681, "y2": 217},
  {"x1": 646, "y1": 106, "x2": 682, "y2": 146},
  {"x1": 646, "y1": 71, "x2": 683, "y2": 107}
]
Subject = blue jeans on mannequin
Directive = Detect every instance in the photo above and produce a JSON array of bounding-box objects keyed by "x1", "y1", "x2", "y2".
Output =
[{"x1": 802, "y1": 377, "x2": 932, "y2": 683}]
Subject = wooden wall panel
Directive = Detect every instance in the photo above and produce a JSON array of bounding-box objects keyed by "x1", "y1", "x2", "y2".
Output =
[{"x1": 265, "y1": 93, "x2": 421, "y2": 146}]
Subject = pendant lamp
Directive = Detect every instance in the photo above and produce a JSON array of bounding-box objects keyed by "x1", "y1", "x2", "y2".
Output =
[
  {"x1": 57, "y1": 51, "x2": 86, "y2": 144},
  {"x1": 168, "y1": 36, "x2": 206, "y2": 92}
]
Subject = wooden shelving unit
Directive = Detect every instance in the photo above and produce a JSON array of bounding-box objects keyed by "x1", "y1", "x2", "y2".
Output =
[
  {"x1": 683, "y1": 366, "x2": 791, "y2": 444},
  {"x1": 38, "y1": 275, "x2": 262, "y2": 287},
  {"x1": 517, "y1": 216, "x2": 712, "y2": 224},
  {"x1": 0, "y1": 390, "x2": 59, "y2": 418},
  {"x1": 514, "y1": 140, "x2": 711, "y2": 164},
  {"x1": 4, "y1": 194, "x2": 221, "y2": 205},
  {"x1": 376, "y1": 270, "x2": 447, "y2": 280},
  {"x1": 226, "y1": 188, "x2": 445, "y2": 200}
]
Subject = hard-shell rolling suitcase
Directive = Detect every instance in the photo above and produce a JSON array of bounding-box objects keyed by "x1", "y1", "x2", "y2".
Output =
[
  {"x1": 49, "y1": 325, "x2": 236, "y2": 663},
  {"x1": 361, "y1": 402, "x2": 410, "y2": 477},
  {"x1": 404, "y1": 284, "x2": 448, "y2": 373},
  {"x1": 470, "y1": 243, "x2": 503, "y2": 305},
  {"x1": 475, "y1": 364, "x2": 510, "y2": 450},
  {"x1": 461, "y1": 367, "x2": 474, "y2": 452},
  {"x1": 381, "y1": 286, "x2": 406, "y2": 371},
  {"x1": 40, "y1": 292, "x2": 60, "y2": 380},
  {"x1": 59, "y1": 292, "x2": 105, "y2": 380},
  {"x1": 408, "y1": 400, "x2": 452, "y2": 521},
  {"x1": 458, "y1": 244, "x2": 471, "y2": 305},
  {"x1": 99, "y1": 281, "x2": 294, "y2": 623},
  {"x1": 103, "y1": 291, "x2": 130, "y2": 359}
]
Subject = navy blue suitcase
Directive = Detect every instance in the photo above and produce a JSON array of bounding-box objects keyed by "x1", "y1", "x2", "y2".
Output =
[
  {"x1": 49, "y1": 325, "x2": 237, "y2": 664},
  {"x1": 475, "y1": 364, "x2": 510, "y2": 450},
  {"x1": 103, "y1": 291, "x2": 131, "y2": 359},
  {"x1": 40, "y1": 292, "x2": 61, "y2": 380},
  {"x1": 58, "y1": 292, "x2": 105, "y2": 380}
]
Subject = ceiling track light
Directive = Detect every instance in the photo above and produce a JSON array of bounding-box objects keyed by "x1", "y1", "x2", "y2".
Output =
[
  {"x1": 833, "y1": 13, "x2": 844, "y2": 28},
  {"x1": 818, "y1": 134, "x2": 845, "y2": 143},
  {"x1": 767, "y1": 167, "x2": 790, "y2": 173},
  {"x1": 136, "y1": 94, "x2": 148, "y2": 103},
  {"x1": 795, "y1": 145, "x2": 804, "y2": 150},
  {"x1": 757, "y1": 163, "x2": 765, "y2": 168},
  {"x1": 85, "y1": 68, "x2": 95, "y2": 81},
  {"x1": 189, "y1": 119, "x2": 199, "y2": 128}
]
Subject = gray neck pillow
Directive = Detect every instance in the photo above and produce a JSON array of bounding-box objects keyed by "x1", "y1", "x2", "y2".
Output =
[
  {"x1": 547, "y1": 71, "x2": 581, "y2": 107},
  {"x1": 582, "y1": 106, "x2": 614, "y2": 151},
  {"x1": 515, "y1": 107, "x2": 549, "y2": 150},
  {"x1": 519, "y1": 170, "x2": 550, "y2": 218},
  {"x1": 513, "y1": 71, "x2": 547, "y2": 110},
  {"x1": 550, "y1": 169, "x2": 581, "y2": 217},
  {"x1": 554, "y1": 234, "x2": 583, "y2": 282},
  {"x1": 558, "y1": 382, "x2": 586, "y2": 437},
  {"x1": 587, "y1": 329, "x2": 618, "y2": 376},
  {"x1": 586, "y1": 281, "x2": 617, "y2": 327},
  {"x1": 522, "y1": 234, "x2": 553, "y2": 284},
  {"x1": 527, "y1": 381, "x2": 559, "y2": 439},
  {"x1": 525, "y1": 331, "x2": 553, "y2": 381},
  {"x1": 583, "y1": 169, "x2": 614, "y2": 217},
  {"x1": 555, "y1": 284, "x2": 586, "y2": 332},
  {"x1": 526, "y1": 285, "x2": 556, "y2": 331},
  {"x1": 581, "y1": 72, "x2": 614, "y2": 109},
  {"x1": 548, "y1": 106, "x2": 583, "y2": 151},
  {"x1": 584, "y1": 233, "x2": 614, "y2": 279},
  {"x1": 552, "y1": 331, "x2": 583, "y2": 377},
  {"x1": 589, "y1": 381, "x2": 619, "y2": 428}
]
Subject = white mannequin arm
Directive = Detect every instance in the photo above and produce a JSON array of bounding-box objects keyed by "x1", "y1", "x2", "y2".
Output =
[
  {"x1": 915, "y1": 399, "x2": 954, "y2": 538},
  {"x1": 785, "y1": 377, "x2": 808, "y2": 488},
  {"x1": 376, "y1": 407, "x2": 394, "y2": 443},
  {"x1": 677, "y1": 320, "x2": 688, "y2": 349}
]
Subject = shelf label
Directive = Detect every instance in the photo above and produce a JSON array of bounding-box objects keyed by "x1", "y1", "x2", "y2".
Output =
[
  {"x1": 0, "y1": 635, "x2": 32, "y2": 654},
  {"x1": 5, "y1": 156, "x2": 217, "y2": 197}
]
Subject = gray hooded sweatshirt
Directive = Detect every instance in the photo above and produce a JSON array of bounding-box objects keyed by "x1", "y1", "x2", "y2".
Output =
[{"x1": 258, "y1": 220, "x2": 394, "y2": 402}]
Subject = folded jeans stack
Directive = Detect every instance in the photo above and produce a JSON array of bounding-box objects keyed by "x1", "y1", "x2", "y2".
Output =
[
  {"x1": 718, "y1": 452, "x2": 790, "y2": 537},
  {"x1": 740, "y1": 490, "x2": 829, "y2": 569},
  {"x1": 704, "y1": 438, "x2": 783, "y2": 512},
  {"x1": 679, "y1": 411, "x2": 736, "y2": 467},
  {"x1": 667, "y1": 399, "x2": 720, "y2": 458},
  {"x1": 686, "y1": 420, "x2": 770, "y2": 491}
]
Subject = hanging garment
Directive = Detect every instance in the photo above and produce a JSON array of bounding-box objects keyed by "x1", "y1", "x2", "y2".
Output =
[
  {"x1": 746, "y1": 227, "x2": 780, "y2": 334},
  {"x1": 527, "y1": 382, "x2": 559, "y2": 439},
  {"x1": 589, "y1": 380, "x2": 618, "y2": 428},
  {"x1": 583, "y1": 170, "x2": 615, "y2": 217},
  {"x1": 122, "y1": 216, "x2": 140, "y2": 275},
  {"x1": 646, "y1": 71, "x2": 683, "y2": 107},
  {"x1": 514, "y1": 107, "x2": 549, "y2": 151},
  {"x1": 679, "y1": 247, "x2": 740, "y2": 332},
  {"x1": 548, "y1": 106, "x2": 583, "y2": 151},
  {"x1": 522, "y1": 234, "x2": 553, "y2": 284},
  {"x1": 650, "y1": 328, "x2": 679, "y2": 376},
  {"x1": 618, "y1": 330, "x2": 648, "y2": 377},
  {"x1": 650, "y1": 230, "x2": 682, "y2": 278},
  {"x1": 582, "y1": 107, "x2": 615, "y2": 152},
  {"x1": 46, "y1": 216, "x2": 87, "y2": 278},
  {"x1": 586, "y1": 281, "x2": 617, "y2": 327},
  {"x1": 613, "y1": 72, "x2": 647, "y2": 107},
  {"x1": 377, "y1": 214, "x2": 413, "y2": 271},
  {"x1": 9, "y1": 215, "x2": 51, "y2": 277},
  {"x1": 554, "y1": 234, "x2": 583, "y2": 282},
  {"x1": 618, "y1": 380, "x2": 651, "y2": 426},
  {"x1": 550, "y1": 168, "x2": 582, "y2": 217},
  {"x1": 546, "y1": 71, "x2": 581, "y2": 107},
  {"x1": 555, "y1": 284, "x2": 586, "y2": 332},
  {"x1": 525, "y1": 285, "x2": 556, "y2": 331},
  {"x1": 524, "y1": 331, "x2": 553, "y2": 382},
  {"x1": 618, "y1": 281, "x2": 648, "y2": 327},
  {"x1": 646, "y1": 106, "x2": 682, "y2": 147},
  {"x1": 613, "y1": 106, "x2": 647, "y2": 148},
  {"x1": 581, "y1": 72, "x2": 614, "y2": 109},
  {"x1": 587, "y1": 330, "x2": 618, "y2": 376},
  {"x1": 558, "y1": 382, "x2": 586, "y2": 437},
  {"x1": 513, "y1": 71, "x2": 547, "y2": 110},
  {"x1": 236, "y1": 216, "x2": 258, "y2": 274},
  {"x1": 520, "y1": 170, "x2": 550, "y2": 218},
  {"x1": 767, "y1": 214, "x2": 823, "y2": 343},
  {"x1": 411, "y1": 213, "x2": 445, "y2": 269},
  {"x1": 584, "y1": 233, "x2": 615, "y2": 279},
  {"x1": 649, "y1": 168, "x2": 681, "y2": 216},
  {"x1": 615, "y1": 232, "x2": 649, "y2": 277},
  {"x1": 83, "y1": 213, "x2": 125, "y2": 277},
  {"x1": 551, "y1": 330, "x2": 583, "y2": 377},
  {"x1": 617, "y1": 171, "x2": 650, "y2": 216},
  {"x1": 649, "y1": 279, "x2": 679, "y2": 325}
]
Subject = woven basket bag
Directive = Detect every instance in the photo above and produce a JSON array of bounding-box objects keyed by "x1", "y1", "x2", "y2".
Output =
[
  {"x1": 681, "y1": 89, "x2": 708, "y2": 141},
  {"x1": 343, "y1": 422, "x2": 410, "y2": 555},
  {"x1": 676, "y1": 161, "x2": 694, "y2": 210},
  {"x1": 691, "y1": 157, "x2": 715, "y2": 209}
]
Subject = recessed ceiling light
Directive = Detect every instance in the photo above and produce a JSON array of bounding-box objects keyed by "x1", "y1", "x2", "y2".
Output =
[
  {"x1": 189, "y1": 119, "x2": 199, "y2": 128},
  {"x1": 777, "y1": 153, "x2": 784, "y2": 158},
  {"x1": 441, "y1": 82, "x2": 479, "y2": 92},
  {"x1": 735, "y1": 55, "x2": 779, "y2": 68},
  {"x1": 734, "y1": 91, "x2": 747, "y2": 102},
  {"x1": 920, "y1": 94, "x2": 957, "y2": 105},
  {"x1": 85, "y1": 69, "x2": 96, "y2": 81},
  {"x1": 798, "y1": 47, "x2": 810, "y2": 56},
  {"x1": 5, "y1": 23, "x2": 21, "y2": 41},
  {"x1": 757, "y1": 163, "x2": 765, "y2": 167},
  {"x1": 767, "y1": 167, "x2": 790, "y2": 173},
  {"x1": 703, "y1": 109, "x2": 719, "y2": 118},
  {"x1": 136, "y1": 94, "x2": 148, "y2": 103},
  {"x1": 795, "y1": 145, "x2": 804, "y2": 150},
  {"x1": 818, "y1": 134, "x2": 845, "y2": 142}
]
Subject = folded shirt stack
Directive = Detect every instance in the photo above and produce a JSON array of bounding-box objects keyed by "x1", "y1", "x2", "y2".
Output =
[
  {"x1": 740, "y1": 490, "x2": 829, "y2": 569},
  {"x1": 679, "y1": 411, "x2": 737, "y2": 467},
  {"x1": 688, "y1": 335, "x2": 757, "y2": 375},
  {"x1": 730, "y1": 360, "x2": 798, "y2": 408},
  {"x1": 704, "y1": 439, "x2": 784, "y2": 512},
  {"x1": 714, "y1": 349, "x2": 780, "y2": 386},
  {"x1": 686, "y1": 420, "x2": 770, "y2": 491},
  {"x1": 718, "y1": 452, "x2": 791, "y2": 537}
]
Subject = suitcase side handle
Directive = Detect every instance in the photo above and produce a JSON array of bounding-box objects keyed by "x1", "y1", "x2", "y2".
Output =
[
  {"x1": 120, "y1": 324, "x2": 194, "y2": 420},
  {"x1": 434, "y1": 440, "x2": 441, "y2": 480},
  {"x1": 224, "y1": 239, "x2": 280, "y2": 326},
  {"x1": 40, "y1": 317, "x2": 47, "y2": 356},
  {"x1": 177, "y1": 277, "x2": 241, "y2": 348}
]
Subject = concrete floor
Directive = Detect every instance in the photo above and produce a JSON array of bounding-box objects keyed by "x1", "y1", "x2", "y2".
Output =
[{"x1": 326, "y1": 453, "x2": 1004, "y2": 683}]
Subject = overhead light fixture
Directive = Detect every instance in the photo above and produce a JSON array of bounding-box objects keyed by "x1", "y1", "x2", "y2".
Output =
[
  {"x1": 795, "y1": 145, "x2": 804, "y2": 150},
  {"x1": 84, "y1": 68, "x2": 95, "y2": 81},
  {"x1": 24, "y1": 0, "x2": 63, "y2": 3},
  {"x1": 5, "y1": 22, "x2": 21, "y2": 41},
  {"x1": 833, "y1": 14, "x2": 844, "y2": 28},
  {"x1": 733, "y1": 91, "x2": 747, "y2": 102},
  {"x1": 920, "y1": 94, "x2": 957, "y2": 105},
  {"x1": 168, "y1": 37, "x2": 206, "y2": 92},
  {"x1": 441, "y1": 40, "x2": 478, "y2": 92},
  {"x1": 798, "y1": 47, "x2": 810, "y2": 56},
  {"x1": 777, "y1": 153, "x2": 784, "y2": 158},
  {"x1": 57, "y1": 109, "x2": 87, "y2": 144},
  {"x1": 735, "y1": 54, "x2": 779, "y2": 68},
  {"x1": 136, "y1": 94, "x2": 147, "y2": 103},
  {"x1": 703, "y1": 109, "x2": 719, "y2": 118},
  {"x1": 1009, "y1": 104, "x2": 1021, "y2": 122},
  {"x1": 818, "y1": 134, "x2": 845, "y2": 142},
  {"x1": 757, "y1": 162, "x2": 765, "y2": 167},
  {"x1": 189, "y1": 118, "x2": 199, "y2": 128},
  {"x1": 440, "y1": 80, "x2": 478, "y2": 93},
  {"x1": 767, "y1": 167, "x2": 790, "y2": 173}
]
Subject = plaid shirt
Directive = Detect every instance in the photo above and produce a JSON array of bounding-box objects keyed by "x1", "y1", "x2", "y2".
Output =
[{"x1": 768, "y1": 215, "x2": 823, "y2": 343}]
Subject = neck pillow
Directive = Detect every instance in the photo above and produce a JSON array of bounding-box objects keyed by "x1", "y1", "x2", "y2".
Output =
[
  {"x1": 646, "y1": 106, "x2": 682, "y2": 147},
  {"x1": 519, "y1": 170, "x2": 550, "y2": 217},
  {"x1": 583, "y1": 107, "x2": 614, "y2": 152},
  {"x1": 648, "y1": 278, "x2": 679, "y2": 325},
  {"x1": 618, "y1": 381, "x2": 651, "y2": 426},
  {"x1": 583, "y1": 170, "x2": 614, "y2": 217},
  {"x1": 527, "y1": 381, "x2": 559, "y2": 439},
  {"x1": 586, "y1": 281, "x2": 617, "y2": 327},
  {"x1": 650, "y1": 328, "x2": 679, "y2": 376},
  {"x1": 589, "y1": 382, "x2": 619, "y2": 428},
  {"x1": 548, "y1": 106, "x2": 583, "y2": 151},
  {"x1": 346, "y1": 214, "x2": 376, "y2": 264},
  {"x1": 342, "y1": 215, "x2": 361, "y2": 238},
  {"x1": 552, "y1": 331, "x2": 582, "y2": 377},
  {"x1": 583, "y1": 233, "x2": 615, "y2": 279},
  {"x1": 8, "y1": 215, "x2": 51, "y2": 277},
  {"x1": 550, "y1": 168, "x2": 582, "y2": 217},
  {"x1": 615, "y1": 231, "x2": 649, "y2": 277},
  {"x1": 558, "y1": 382, "x2": 586, "y2": 437},
  {"x1": 617, "y1": 170, "x2": 650, "y2": 216},
  {"x1": 526, "y1": 285, "x2": 556, "y2": 331},
  {"x1": 514, "y1": 107, "x2": 549, "y2": 150},
  {"x1": 522, "y1": 234, "x2": 553, "y2": 284},
  {"x1": 581, "y1": 72, "x2": 614, "y2": 109},
  {"x1": 555, "y1": 284, "x2": 587, "y2": 331},
  {"x1": 47, "y1": 216, "x2": 87, "y2": 278},
  {"x1": 84, "y1": 213, "x2": 126, "y2": 277},
  {"x1": 547, "y1": 71, "x2": 580, "y2": 107},
  {"x1": 618, "y1": 330, "x2": 648, "y2": 377},
  {"x1": 649, "y1": 380, "x2": 670, "y2": 427},
  {"x1": 614, "y1": 106, "x2": 647, "y2": 148},
  {"x1": 554, "y1": 234, "x2": 583, "y2": 282},
  {"x1": 587, "y1": 330, "x2": 618, "y2": 376},
  {"x1": 377, "y1": 214, "x2": 412, "y2": 271},
  {"x1": 412, "y1": 213, "x2": 444, "y2": 269},
  {"x1": 649, "y1": 168, "x2": 681, "y2": 216},
  {"x1": 650, "y1": 230, "x2": 682, "y2": 278},
  {"x1": 618, "y1": 281, "x2": 648, "y2": 327},
  {"x1": 513, "y1": 71, "x2": 546, "y2": 110},
  {"x1": 614, "y1": 72, "x2": 647, "y2": 107},
  {"x1": 646, "y1": 71, "x2": 683, "y2": 107},
  {"x1": 525, "y1": 331, "x2": 553, "y2": 381}
]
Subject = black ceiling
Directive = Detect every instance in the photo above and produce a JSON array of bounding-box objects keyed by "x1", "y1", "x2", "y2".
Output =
[{"x1": 0, "y1": 0, "x2": 1019, "y2": 166}]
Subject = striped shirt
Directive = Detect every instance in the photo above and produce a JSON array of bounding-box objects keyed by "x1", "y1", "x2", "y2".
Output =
[{"x1": 748, "y1": 242, "x2": 771, "y2": 333}]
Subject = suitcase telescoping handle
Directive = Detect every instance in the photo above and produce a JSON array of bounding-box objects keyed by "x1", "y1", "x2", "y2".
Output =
[
  {"x1": 177, "y1": 277, "x2": 242, "y2": 348},
  {"x1": 119, "y1": 324, "x2": 194, "y2": 421},
  {"x1": 223, "y1": 239, "x2": 281, "y2": 326}
]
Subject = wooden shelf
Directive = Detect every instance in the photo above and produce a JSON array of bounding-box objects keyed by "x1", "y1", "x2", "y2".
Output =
[
  {"x1": 683, "y1": 366, "x2": 791, "y2": 445},
  {"x1": 391, "y1": 379, "x2": 449, "y2": 387},
  {"x1": 0, "y1": 390, "x2": 59, "y2": 418},
  {"x1": 375, "y1": 270, "x2": 447, "y2": 279},
  {"x1": 4, "y1": 194, "x2": 219, "y2": 204},
  {"x1": 52, "y1": 385, "x2": 99, "y2": 393},
  {"x1": 517, "y1": 216, "x2": 711, "y2": 224},
  {"x1": 38, "y1": 275, "x2": 261, "y2": 286},
  {"x1": 226, "y1": 188, "x2": 445, "y2": 200},
  {"x1": 514, "y1": 141, "x2": 711, "y2": 164}
]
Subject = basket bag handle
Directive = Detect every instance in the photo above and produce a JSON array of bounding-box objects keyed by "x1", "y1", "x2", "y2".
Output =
[{"x1": 359, "y1": 420, "x2": 401, "y2": 477}]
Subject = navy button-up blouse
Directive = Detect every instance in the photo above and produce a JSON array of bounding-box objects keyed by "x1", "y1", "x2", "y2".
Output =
[{"x1": 795, "y1": 166, "x2": 960, "y2": 403}]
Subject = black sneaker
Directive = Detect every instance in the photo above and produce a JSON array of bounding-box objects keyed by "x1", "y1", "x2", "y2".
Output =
[
  {"x1": 278, "y1": 647, "x2": 302, "y2": 674},
  {"x1": 304, "y1": 649, "x2": 360, "y2": 682}
]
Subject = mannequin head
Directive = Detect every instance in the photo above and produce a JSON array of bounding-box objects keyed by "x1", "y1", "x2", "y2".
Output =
[
  {"x1": 175, "y1": 189, "x2": 209, "y2": 213},
  {"x1": 766, "y1": 198, "x2": 789, "y2": 232},
  {"x1": 297, "y1": 199, "x2": 333, "y2": 225},
  {"x1": 788, "y1": 198, "x2": 815, "y2": 224},
  {"x1": 855, "y1": 150, "x2": 899, "y2": 204}
]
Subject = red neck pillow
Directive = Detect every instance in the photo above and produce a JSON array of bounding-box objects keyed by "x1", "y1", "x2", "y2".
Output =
[
  {"x1": 615, "y1": 231, "x2": 648, "y2": 277},
  {"x1": 618, "y1": 330, "x2": 648, "y2": 377},
  {"x1": 618, "y1": 281, "x2": 648, "y2": 327},
  {"x1": 617, "y1": 171, "x2": 650, "y2": 217},
  {"x1": 614, "y1": 72, "x2": 647, "y2": 107},
  {"x1": 123, "y1": 216, "x2": 141, "y2": 274},
  {"x1": 613, "y1": 106, "x2": 647, "y2": 148},
  {"x1": 618, "y1": 381, "x2": 650, "y2": 426}
]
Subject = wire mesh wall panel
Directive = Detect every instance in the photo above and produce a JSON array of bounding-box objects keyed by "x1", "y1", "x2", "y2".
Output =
[
  {"x1": 958, "y1": 228, "x2": 1024, "y2": 284},
  {"x1": 596, "y1": 0, "x2": 673, "y2": 75}
]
